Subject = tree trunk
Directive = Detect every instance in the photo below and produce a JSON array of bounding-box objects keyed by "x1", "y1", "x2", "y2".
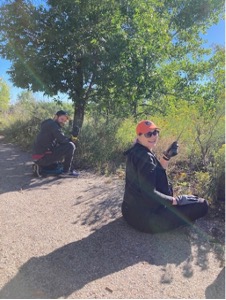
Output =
[
  {"x1": 72, "y1": 58, "x2": 86, "y2": 131},
  {"x1": 73, "y1": 100, "x2": 85, "y2": 130}
]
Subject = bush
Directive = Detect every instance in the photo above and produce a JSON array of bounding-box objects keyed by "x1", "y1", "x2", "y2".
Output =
[
  {"x1": 209, "y1": 144, "x2": 225, "y2": 203},
  {"x1": 1, "y1": 97, "x2": 224, "y2": 210},
  {"x1": 194, "y1": 171, "x2": 211, "y2": 199},
  {"x1": 74, "y1": 117, "x2": 125, "y2": 174},
  {"x1": 3, "y1": 118, "x2": 41, "y2": 150}
]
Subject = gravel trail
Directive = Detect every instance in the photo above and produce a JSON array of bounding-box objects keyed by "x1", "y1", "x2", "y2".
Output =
[{"x1": 0, "y1": 135, "x2": 225, "y2": 299}]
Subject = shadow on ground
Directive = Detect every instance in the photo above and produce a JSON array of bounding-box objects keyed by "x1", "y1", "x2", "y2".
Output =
[
  {"x1": 0, "y1": 218, "x2": 190, "y2": 298},
  {"x1": 0, "y1": 137, "x2": 224, "y2": 299},
  {"x1": 205, "y1": 267, "x2": 225, "y2": 299},
  {"x1": 0, "y1": 137, "x2": 65, "y2": 194},
  {"x1": 0, "y1": 217, "x2": 225, "y2": 299}
]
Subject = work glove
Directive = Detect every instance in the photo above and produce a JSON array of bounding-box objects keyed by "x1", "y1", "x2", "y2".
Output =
[
  {"x1": 176, "y1": 195, "x2": 205, "y2": 206},
  {"x1": 70, "y1": 126, "x2": 80, "y2": 143},
  {"x1": 71, "y1": 136, "x2": 78, "y2": 143},
  {"x1": 163, "y1": 141, "x2": 179, "y2": 160}
]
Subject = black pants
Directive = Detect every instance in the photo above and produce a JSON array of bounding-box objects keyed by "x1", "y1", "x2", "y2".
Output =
[
  {"x1": 37, "y1": 142, "x2": 75, "y2": 173},
  {"x1": 121, "y1": 200, "x2": 208, "y2": 233}
]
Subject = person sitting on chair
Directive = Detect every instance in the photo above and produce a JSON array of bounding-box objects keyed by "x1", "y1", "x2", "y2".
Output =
[{"x1": 32, "y1": 110, "x2": 79, "y2": 177}]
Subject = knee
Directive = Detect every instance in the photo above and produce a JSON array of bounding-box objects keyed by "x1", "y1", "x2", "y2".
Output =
[
  {"x1": 66, "y1": 142, "x2": 76, "y2": 154},
  {"x1": 61, "y1": 142, "x2": 76, "y2": 155},
  {"x1": 69, "y1": 141, "x2": 76, "y2": 152}
]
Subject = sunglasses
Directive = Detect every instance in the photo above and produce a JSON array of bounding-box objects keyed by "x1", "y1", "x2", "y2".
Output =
[{"x1": 144, "y1": 129, "x2": 160, "y2": 138}]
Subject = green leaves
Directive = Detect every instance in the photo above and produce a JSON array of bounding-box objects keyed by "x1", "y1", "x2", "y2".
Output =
[
  {"x1": 0, "y1": 0, "x2": 224, "y2": 126},
  {"x1": 0, "y1": 79, "x2": 10, "y2": 112}
]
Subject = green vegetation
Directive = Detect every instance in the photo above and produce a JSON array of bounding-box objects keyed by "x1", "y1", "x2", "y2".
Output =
[
  {"x1": 0, "y1": 79, "x2": 10, "y2": 112},
  {"x1": 0, "y1": 91, "x2": 224, "y2": 210},
  {"x1": 0, "y1": 0, "x2": 224, "y2": 211},
  {"x1": 0, "y1": 0, "x2": 224, "y2": 130}
]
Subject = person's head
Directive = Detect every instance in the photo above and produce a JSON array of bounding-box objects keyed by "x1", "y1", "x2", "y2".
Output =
[
  {"x1": 54, "y1": 110, "x2": 69, "y2": 126},
  {"x1": 136, "y1": 120, "x2": 160, "y2": 150}
]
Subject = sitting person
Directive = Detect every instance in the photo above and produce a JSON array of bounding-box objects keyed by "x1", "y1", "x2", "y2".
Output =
[
  {"x1": 32, "y1": 110, "x2": 79, "y2": 177},
  {"x1": 121, "y1": 120, "x2": 208, "y2": 233}
]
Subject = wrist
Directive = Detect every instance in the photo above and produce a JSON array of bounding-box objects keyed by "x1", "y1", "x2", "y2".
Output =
[
  {"x1": 172, "y1": 197, "x2": 177, "y2": 205},
  {"x1": 71, "y1": 136, "x2": 78, "y2": 143},
  {"x1": 162, "y1": 154, "x2": 170, "y2": 161}
]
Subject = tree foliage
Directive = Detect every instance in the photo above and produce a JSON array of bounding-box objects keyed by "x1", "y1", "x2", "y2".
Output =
[
  {"x1": 0, "y1": 0, "x2": 224, "y2": 128},
  {"x1": 0, "y1": 78, "x2": 10, "y2": 112}
]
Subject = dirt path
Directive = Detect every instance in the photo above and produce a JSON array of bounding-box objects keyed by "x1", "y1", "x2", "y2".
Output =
[{"x1": 0, "y1": 135, "x2": 225, "y2": 299}]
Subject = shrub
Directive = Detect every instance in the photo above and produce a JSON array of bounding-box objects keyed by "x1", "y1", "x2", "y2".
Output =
[
  {"x1": 1, "y1": 98, "x2": 224, "y2": 211},
  {"x1": 194, "y1": 171, "x2": 211, "y2": 199},
  {"x1": 3, "y1": 118, "x2": 41, "y2": 150},
  {"x1": 74, "y1": 117, "x2": 132, "y2": 173},
  {"x1": 209, "y1": 144, "x2": 225, "y2": 203}
]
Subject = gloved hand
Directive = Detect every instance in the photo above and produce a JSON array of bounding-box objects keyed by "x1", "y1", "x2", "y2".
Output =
[
  {"x1": 176, "y1": 195, "x2": 205, "y2": 206},
  {"x1": 70, "y1": 126, "x2": 80, "y2": 143},
  {"x1": 71, "y1": 135, "x2": 78, "y2": 143},
  {"x1": 163, "y1": 141, "x2": 179, "y2": 160}
]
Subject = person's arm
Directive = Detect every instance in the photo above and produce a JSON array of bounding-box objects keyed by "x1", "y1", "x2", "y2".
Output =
[
  {"x1": 159, "y1": 142, "x2": 179, "y2": 203},
  {"x1": 159, "y1": 156, "x2": 177, "y2": 205},
  {"x1": 51, "y1": 122, "x2": 70, "y2": 144},
  {"x1": 137, "y1": 152, "x2": 175, "y2": 208},
  {"x1": 159, "y1": 156, "x2": 170, "y2": 169},
  {"x1": 172, "y1": 198, "x2": 177, "y2": 205}
]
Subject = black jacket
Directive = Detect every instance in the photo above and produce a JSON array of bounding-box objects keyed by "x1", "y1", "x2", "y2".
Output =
[
  {"x1": 123, "y1": 143, "x2": 174, "y2": 212},
  {"x1": 33, "y1": 119, "x2": 70, "y2": 155}
]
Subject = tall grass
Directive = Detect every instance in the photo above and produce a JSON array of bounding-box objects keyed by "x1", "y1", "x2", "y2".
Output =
[{"x1": 0, "y1": 99, "x2": 225, "y2": 207}]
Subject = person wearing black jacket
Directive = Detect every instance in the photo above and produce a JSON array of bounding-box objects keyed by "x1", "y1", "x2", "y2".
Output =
[
  {"x1": 32, "y1": 110, "x2": 78, "y2": 177},
  {"x1": 122, "y1": 120, "x2": 208, "y2": 233}
]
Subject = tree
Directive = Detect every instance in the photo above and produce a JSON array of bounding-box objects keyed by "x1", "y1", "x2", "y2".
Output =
[
  {"x1": 0, "y1": 0, "x2": 224, "y2": 129},
  {"x1": 0, "y1": 78, "x2": 10, "y2": 112}
]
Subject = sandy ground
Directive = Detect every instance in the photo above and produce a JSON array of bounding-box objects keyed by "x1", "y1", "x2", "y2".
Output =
[{"x1": 0, "y1": 135, "x2": 225, "y2": 299}]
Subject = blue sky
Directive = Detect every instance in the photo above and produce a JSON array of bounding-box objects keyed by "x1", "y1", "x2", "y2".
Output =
[{"x1": 0, "y1": 19, "x2": 225, "y2": 103}]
